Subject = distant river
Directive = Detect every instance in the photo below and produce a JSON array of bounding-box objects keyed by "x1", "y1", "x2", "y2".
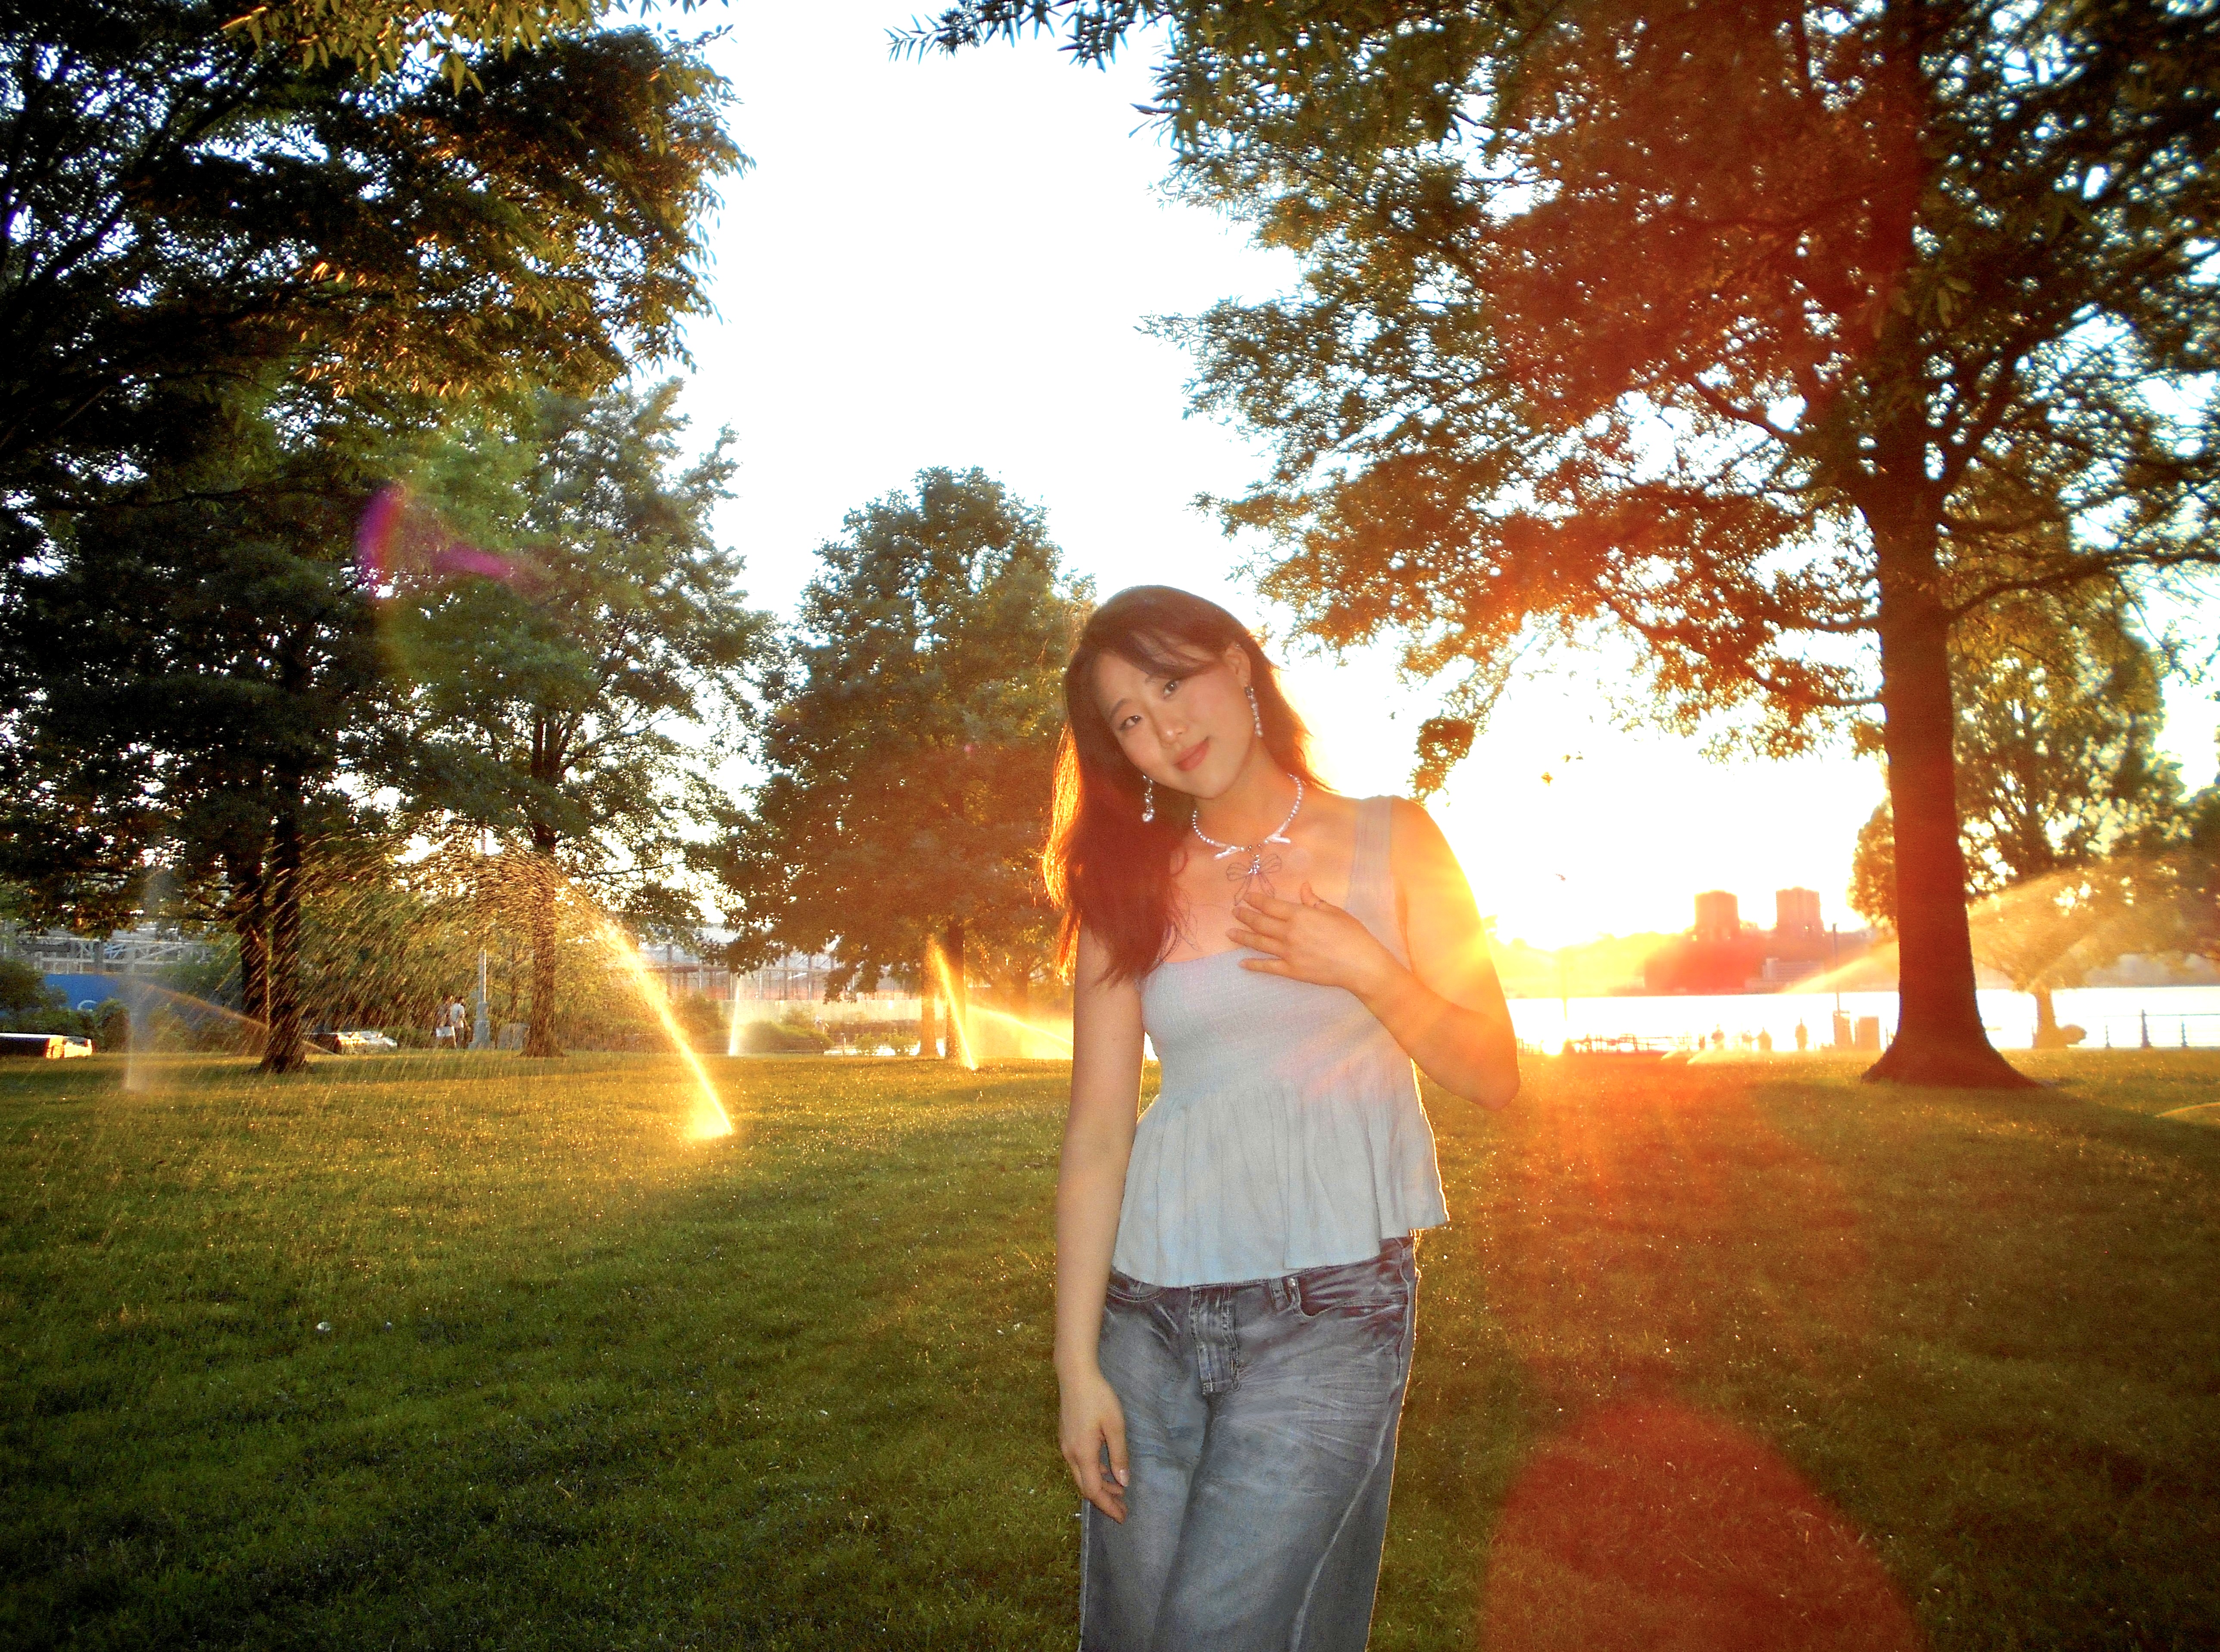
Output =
[{"x1": 1504, "y1": 984, "x2": 2220, "y2": 1051}]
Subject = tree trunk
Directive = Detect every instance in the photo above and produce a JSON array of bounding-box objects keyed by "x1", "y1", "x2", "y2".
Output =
[
  {"x1": 225, "y1": 846, "x2": 269, "y2": 1055},
  {"x1": 1864, "y1": 516, "x2": 2036, "y2": 1088},
  {"x1": 2030, "y1": 985, "x2": 2067, "y2": 1049},
  {"x1": 918, "y1": 953, "x2": 938, "y2": 1058},
  {"x1": 522, "y1": 837, "x2": 564, "y2": 1058},
  {"x1": 941, "y1": 919, "x2": 968, "y2": 1064},
  {"x1": 259, "y1": 807, "x2": 309, "y2": 1074}
]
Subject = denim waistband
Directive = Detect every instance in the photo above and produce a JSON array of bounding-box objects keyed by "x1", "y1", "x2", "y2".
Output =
[
  {"x1": 1104, "y1": 1237, "x2": 1416, "y2": 1397},
  {"x1": 1112, "y1": 1235, "x2": 1413, "y2": 1303}
]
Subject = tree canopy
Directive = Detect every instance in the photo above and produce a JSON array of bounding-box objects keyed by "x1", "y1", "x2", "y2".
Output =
[
  {"x1": 716, "y1": 468, "x2": 1089, "y2": 1009},
  {"x1": 382, "y1": 381, "x2": 766, "y2": 1055},
  {"x1": 914, "y1": 0, "x2": 2220, "y2": 1086},
  {"x1": 0, "y1": 1, "x2": 749, "y2": 1066},
  {"x1": 224, "y1": 1, "x2": 718, "y2": 84},
  {"x1": 0, "y1": 383, "x2": 389, "y2": 1067},
  {"x1": 2, "y1": 2, "x2": 742, "y2": 528}
]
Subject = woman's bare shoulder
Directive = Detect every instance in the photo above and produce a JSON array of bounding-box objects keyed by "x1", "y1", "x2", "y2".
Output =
[
  {"x1": 1384, "y1": 795, "x2": 1452, "y2": 850},
  {"x1": 1073, "y1": 926, "x2": 1142, "y2": 1000},
  {"x1": 1383, "y1": 796, "x2": 1476, "y2": 894}
]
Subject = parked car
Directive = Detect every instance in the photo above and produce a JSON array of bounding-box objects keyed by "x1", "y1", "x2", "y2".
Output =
[
  {"x1": 307, "y1": 1029, "x2": 400, "y2": 1054},
  {"x1": 0, "y1": 1032, "x2": 94, "y2": 1058}
]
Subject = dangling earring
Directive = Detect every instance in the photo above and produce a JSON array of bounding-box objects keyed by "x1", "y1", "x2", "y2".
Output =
[
  {"x1": 1246, "y1": 685, "x2": 1265, "y2": 738},
  {"x1": 1141, "y1": 778, "x2": 1155, "y2": 823}
]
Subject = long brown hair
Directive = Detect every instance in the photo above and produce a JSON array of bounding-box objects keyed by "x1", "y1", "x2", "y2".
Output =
[{"x1": 1042, "y1": 586, "x2": 1323, "y2": 982}]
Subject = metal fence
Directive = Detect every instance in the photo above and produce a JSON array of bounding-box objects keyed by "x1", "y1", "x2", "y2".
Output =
[
  {"x1": 2082, "y1": 1010, "x2": 2220, "y2": 1049},
  {"x1": 0, "y1": 928, "x2": 216, "y2": 970}
]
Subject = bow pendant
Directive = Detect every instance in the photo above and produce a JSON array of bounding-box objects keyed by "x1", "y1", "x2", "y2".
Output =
[{"x1": 1225, "y1": 850, "x2": 1282, "y2": 885}]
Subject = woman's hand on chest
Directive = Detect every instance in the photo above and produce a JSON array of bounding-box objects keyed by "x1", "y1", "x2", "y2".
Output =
[
  {"x1": 1228, "y1": 883, "x2": 1401, "y2": 998},
  {"x1": 1164, "y1": 801, "x2": 1358, "y2": 964}
]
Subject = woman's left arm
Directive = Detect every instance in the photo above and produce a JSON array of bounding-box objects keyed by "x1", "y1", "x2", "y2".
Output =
[{"x1": 1231, "y1": 799, "x2": 1520, "y2": 1109}]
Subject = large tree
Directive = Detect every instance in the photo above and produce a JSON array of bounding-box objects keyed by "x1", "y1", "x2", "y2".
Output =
[
  {"x1": 381, "y1": 382, "x2": 766, "y2": 1057},
  {"x1": 913, "y1": 0, "x2": 2220, "y2": 1086},
  {"x1": 0, "y1": 395, "x2": 385, "y2": 1071},
  {"x1": 0, "y1": 3, "x2": 743, "y2": 1064},
  {"x1": 1849, "y1": 586, "x2": 2178, "y2": 1045},
  {"x1": 715, "y1": 468, "x2": 1088, "y2": 1048},
  {"x1": 1, "y1": 1, "x2": 741, "y2": 529}
]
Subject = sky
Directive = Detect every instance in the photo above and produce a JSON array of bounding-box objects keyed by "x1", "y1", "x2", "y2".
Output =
[{"x1": 670, "y1": 1, "x2": 2217, "y2": 950}]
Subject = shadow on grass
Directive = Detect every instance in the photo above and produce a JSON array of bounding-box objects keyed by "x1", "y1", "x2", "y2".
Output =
[
  {"x1": 2, "y1": 1052, "x2": 2216, "y2": 1650},
  {"x1": 1402, "y1": 1052, "x2": 2220, "y2": 1652}
]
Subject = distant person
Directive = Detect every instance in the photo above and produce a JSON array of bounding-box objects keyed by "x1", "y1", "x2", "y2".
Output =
[
  {"x1": 444, "y1": 997, "x2": 468, "y2": 1050},
  {"x1": 1711, "y1": 1024, "x2": 1726, "y2": 1049},
  {"x1": 1794, "y1": 1018, "x2": 1810, "y2": 1052},
  {"x1": 1044, "y1": 587, "x2": 1520, "y2": 1650},
  {"x1": 1757, "y1": 1028, "x2": 1774, "y2": 1054}
]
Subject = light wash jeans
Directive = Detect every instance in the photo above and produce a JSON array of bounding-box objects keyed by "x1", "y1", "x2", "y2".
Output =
[{"x1": 1079, "y1": 1239, "x2": 1418, "y2": 1651}]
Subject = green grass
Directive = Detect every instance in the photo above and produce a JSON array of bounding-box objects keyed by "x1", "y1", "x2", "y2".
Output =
[{"x1": 1, "y1": 1050, "x2": 2216, "y2": 1650}]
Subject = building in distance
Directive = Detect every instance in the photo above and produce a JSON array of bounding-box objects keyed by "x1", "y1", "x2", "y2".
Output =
[{"x1": 1643, "y1": 889, "x2": 1871, "y2": 995}]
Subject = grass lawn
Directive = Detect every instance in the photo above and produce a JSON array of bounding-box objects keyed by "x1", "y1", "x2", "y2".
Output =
[{"x1": 1, "y1": 1049, "x2": 2216, "y2": 1650}]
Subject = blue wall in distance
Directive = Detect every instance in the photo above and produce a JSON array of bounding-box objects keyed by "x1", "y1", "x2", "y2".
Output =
[{"x1": 44, "y1": 973, "x2": 122, "y2": 1011}]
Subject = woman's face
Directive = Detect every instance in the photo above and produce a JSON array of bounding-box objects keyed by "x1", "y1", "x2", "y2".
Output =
[{"x1": 1092, "y1": 643, "x2": 1256, "y2": 801}]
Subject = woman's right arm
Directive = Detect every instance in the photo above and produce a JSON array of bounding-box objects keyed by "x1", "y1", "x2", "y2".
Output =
[{"x1": 1056, "y1": 926, "x2": 1144, "y2": 1523}]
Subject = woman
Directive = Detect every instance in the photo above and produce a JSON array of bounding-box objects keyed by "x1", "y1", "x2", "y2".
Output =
[{"x1": 1043, "y1": 586, "x2": 1520, "y2": 1651}]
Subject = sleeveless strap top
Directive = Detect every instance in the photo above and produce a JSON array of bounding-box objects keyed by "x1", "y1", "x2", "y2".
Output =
[{"x1": 1110, "y1": 795, "x2": 1451, "y2": 1286}]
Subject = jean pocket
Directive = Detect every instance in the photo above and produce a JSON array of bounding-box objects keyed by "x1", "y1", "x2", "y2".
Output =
[
  {"x1": 1293, "y1": 1256, "x2": 1410, "y2": 1320},
  {"x1": 1104, "y1": 1271, "x2": 1165, "y2": 1306}
]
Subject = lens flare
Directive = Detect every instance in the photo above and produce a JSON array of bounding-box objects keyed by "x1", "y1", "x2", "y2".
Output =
[
  {"x1": 924, "y1": 939, "x2": 977, "y2": 1070},
  {"x1": 1482, "y1": 1402, "x2": 1918, "y2": 1652},
  {"x1": 589, "y1": 916, "x2": 733, "y2": 1140},
  {"x1": 356, "y1": 484, "x2": 522, "y2": 589},
  {"x1": 964, "y1": 1002, "x2": 1072, "y2": 1058}
]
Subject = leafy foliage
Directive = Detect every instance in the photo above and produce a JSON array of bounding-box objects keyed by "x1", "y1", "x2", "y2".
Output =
[
  {"x1": 1, "y1": 2, "x2": 743, "y2": 527},
  {"x1": 2155, "y1": 782, "x2": 2220, "y2": 975},
  {"x1": 381, "y1": 381, "x2": 767, "y2": 1052},
  {"x1": 716, "y1": 468, "x2": 1089, "y2": 996},
  {"x1": 0, "y1": 2, "x2": 746, "y2": 1066},
  {"x1": 224, "y1": 1, "x2": 725, "y2": 89},
  {"x1": 0, "y1": 388, "x2": 388, "y2": 1066},
  {"x1": 0, "y1": 954, "x2": 56, "y2": 1016},
  {"x1": 385, "y1": 383, "x2": 761, "y2": 882},
  {"x1": 1851, "y1": 588, "x2": 2179, "y2": 923},
  {"x1": 228, "y1": 0, "x2": 602, "y2": 77},
  {"x1": 919, "y1": 0, "x2": 2220, "y2": 1083}
]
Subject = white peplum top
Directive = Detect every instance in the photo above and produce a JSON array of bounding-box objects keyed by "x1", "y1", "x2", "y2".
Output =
[{"x1": 1110, "y1": 795, "x2": 1451, "y2": 1287}]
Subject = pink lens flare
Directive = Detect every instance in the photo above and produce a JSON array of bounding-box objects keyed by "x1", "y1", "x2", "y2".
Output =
[
  {"x1": 356, "y1": 485, "x2": 522, "y2": 588},
  {"x1": 1482, "y1": 1402, "x2": 1920, "y2": 1652}
]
